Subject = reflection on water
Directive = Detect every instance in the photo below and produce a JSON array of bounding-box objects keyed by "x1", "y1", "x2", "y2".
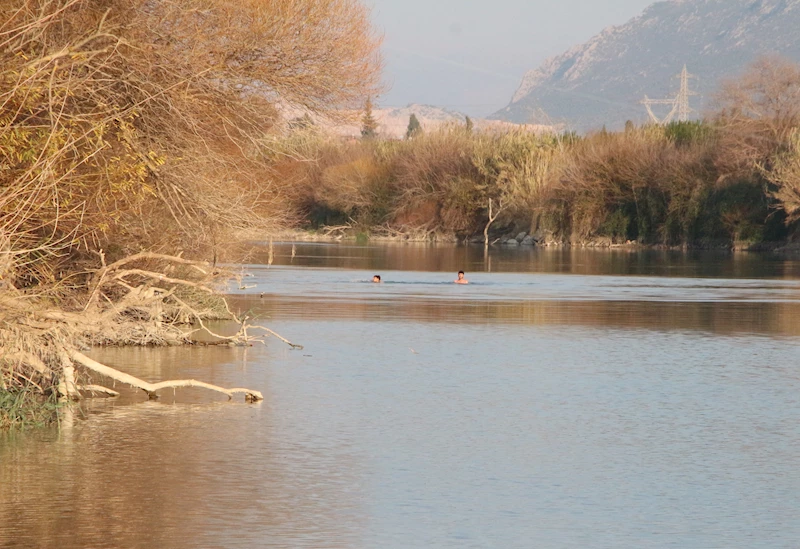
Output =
[
  {"x1": 2, "y1": 244, "x2": 800, "y2": 548},
  {"x1": 247, "y1": 241, "x2": 800, "y2": 279},
  {"x1": 227, "y1": 246, "x2": 800, "y2": 338},
  {"x1": 237, "y1": 295, "x2": 800, "y2": 337}
]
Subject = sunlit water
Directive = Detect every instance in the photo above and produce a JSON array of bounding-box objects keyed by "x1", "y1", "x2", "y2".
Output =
[{"x1": 2, "y1": 244, "x2": 800, "y2": 548}]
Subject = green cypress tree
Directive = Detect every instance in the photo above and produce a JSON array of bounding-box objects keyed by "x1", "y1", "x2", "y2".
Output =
[
  {"x1": 361, "y1": 97, "x2": 378, "y2": 138},
  {"x1": 406, "y1": 113, "x2": 422, "y2": 139}
]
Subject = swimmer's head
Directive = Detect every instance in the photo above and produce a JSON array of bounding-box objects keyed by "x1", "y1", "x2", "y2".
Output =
[
  {"x1": 457, "y1": 271, "x2": 465, "y2": 279},
  {"x1": 372, "y1": 275, "x2": 381, "y2": 283}
]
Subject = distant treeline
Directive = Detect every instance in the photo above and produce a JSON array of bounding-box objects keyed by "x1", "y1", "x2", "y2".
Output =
[{"x1": 271, "y1": 57, "x2": 800, "y2": 248}]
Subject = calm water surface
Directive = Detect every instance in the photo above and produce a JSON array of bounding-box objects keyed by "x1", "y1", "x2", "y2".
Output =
[{"x1": 2, "y1": 244, "x2": 800, "y2": 548}]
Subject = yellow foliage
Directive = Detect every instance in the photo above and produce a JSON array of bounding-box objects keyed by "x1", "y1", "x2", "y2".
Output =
[{"x1": 764, "y1": 130, "x2": 800, "y2": 222}]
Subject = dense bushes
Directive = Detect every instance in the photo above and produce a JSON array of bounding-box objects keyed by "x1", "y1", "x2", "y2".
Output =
[
  {"x1": 271, "y1": 127, "x2": 566, "y2": 238},
  {"x1": 275, "y1": 59, "x2": 800, "y2": 247},
  {"x1": 273, "y1": 121, "x2": 794, "y2": 246}
]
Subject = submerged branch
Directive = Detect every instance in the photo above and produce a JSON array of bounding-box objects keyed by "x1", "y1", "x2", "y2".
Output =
[
  {"x1": 248, "y1": 325, "x2": 304, "y2": 350},
  {"x1": 78, "y1": 384, "x2": 120, "y2": 397},
  {"x1": 70, "y1": 350, "x2": 263, "y2": 402}
]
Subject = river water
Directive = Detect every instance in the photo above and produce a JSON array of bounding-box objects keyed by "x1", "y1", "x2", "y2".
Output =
[{"x1": 2, "y1": 244, "x2": 800, "y2": 548}]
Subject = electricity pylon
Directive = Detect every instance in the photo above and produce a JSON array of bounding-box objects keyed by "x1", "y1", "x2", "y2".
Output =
[
  {"x1": 641, "y1": 65, "x2": 697, "y2": 124},
  {"x1": 675, "y1": 65, "x2": 697, "y2": 122}
]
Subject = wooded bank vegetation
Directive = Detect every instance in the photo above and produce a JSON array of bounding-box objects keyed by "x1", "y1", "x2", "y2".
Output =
[
  {"x1": 275, "y1": 57, "x2": 800, "y2": 248},
  {"x1": 1, "y1": 0, "x2": 380, "y2": 428}
]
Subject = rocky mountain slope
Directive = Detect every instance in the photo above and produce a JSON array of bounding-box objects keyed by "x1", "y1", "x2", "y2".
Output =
[{"x1": 494, "y1": 0, "x2": 800, "y2": 131}]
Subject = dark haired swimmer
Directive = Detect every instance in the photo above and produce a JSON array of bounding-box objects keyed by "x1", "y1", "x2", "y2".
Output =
[
  {"x1": 454, "y1": 270, "x2": 468, "y2": 284},
  {"x1": 372, "y1": 275, "x2": 381, "y2": 283}
]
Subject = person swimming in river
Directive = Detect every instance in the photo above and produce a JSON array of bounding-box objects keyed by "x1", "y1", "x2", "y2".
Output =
[
  {"x1": 372, "y1": 275, "x2": 381, "y2": 283},
  {"x1": 454, "y1": 270, "x2": 468, "y2": 284}
]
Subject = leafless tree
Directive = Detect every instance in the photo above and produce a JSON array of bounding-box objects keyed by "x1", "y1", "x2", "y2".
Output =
[{"x1": 711, "y1": 55, "x2": 800, "y2": 177}]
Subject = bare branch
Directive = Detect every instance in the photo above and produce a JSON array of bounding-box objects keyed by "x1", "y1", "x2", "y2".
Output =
[{"x1": 70, "y1": 350, "x2": 263, "y2": 402}]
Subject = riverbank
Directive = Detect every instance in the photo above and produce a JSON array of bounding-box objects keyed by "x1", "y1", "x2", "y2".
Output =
[
  {"x1": 0, "y1": 253, "x2": 290, "y2": 431},
  {"x1": 1, "y1": 0, "x2": 379, "y2": 431},
  {"x1": 251, "y1": 227, "x2": 800, "y2": 254},
  {"x1": 267, "y1": 61, "x2": 800, "y2": 250}
]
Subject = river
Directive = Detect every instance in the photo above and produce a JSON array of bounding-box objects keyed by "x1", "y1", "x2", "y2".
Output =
[{"x1": 2, "y1": 244, "x2": 800, "y2": 548}]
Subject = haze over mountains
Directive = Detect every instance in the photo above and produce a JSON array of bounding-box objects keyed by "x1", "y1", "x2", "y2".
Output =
[
  {"x1": 337, "y1": 104, "x2": 468, "y2": 138},
  {"x1": 493, "y1": 0, "x2": 800, "y2": 131},
  {"x1": 281, "y1": 104, "x2": 554, "y2": 139},
  {"x1": 337, "y1": 104, "x2": 554, "y2": 139}
]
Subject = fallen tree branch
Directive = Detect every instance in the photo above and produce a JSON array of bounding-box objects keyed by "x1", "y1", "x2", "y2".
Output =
[
  {"x1": 70, "y1": 350, "x2": 263, "y2": 402},
  {"x1": 248, "y1": 325, "x2": 304, "y2": 350},
  {"x1": 172, "y1": 295, "x2": 247, "y2": 343},
  {"x1": 84, "y1": 251, "x2": 212, "y2": 311},
  {"x1": 98, "y1": 251, "x2": 210, "y2": 275},
  {"x1": 3, "y1": 351, "x2": 47, "y2": 374},
  {"x1": 173, "y1": 296, "x2": 303, "y2": 349},
  {"x1": 57, "y1": 348, "x2": 80, "y2": 401},
  {"x1": 113, "y1": 269, "x2": 215, "y2": 293},
  {"x1": 78, "y1": 384, "x2": 120, "y2": 397}
]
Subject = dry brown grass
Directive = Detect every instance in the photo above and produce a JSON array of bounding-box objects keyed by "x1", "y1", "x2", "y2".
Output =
[
  {"x1": 273, "y1": 127, "x2": 566, "y2": 236},
  {"x1": 549, "y1": 126, "x2": 671, "y2": 240},
  {"x1": 259, "y1": 59, "x2": 800, "y2": 246}
]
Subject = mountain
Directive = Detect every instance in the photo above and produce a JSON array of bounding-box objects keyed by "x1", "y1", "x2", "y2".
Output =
[{"x1": 494, "y1": 0, "x2": 800, "y2": 132}]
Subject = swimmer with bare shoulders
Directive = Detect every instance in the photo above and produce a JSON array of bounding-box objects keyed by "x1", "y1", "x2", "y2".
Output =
[
  {"x1": 372, "y1": 275, "x2": 381, "y2": 283},
  {"x1": 454, "y1": 270, "x2": 468, "y2": 284}
]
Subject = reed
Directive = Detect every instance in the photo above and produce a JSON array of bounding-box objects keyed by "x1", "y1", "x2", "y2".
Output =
[
  {"x1": 274, "y1": 126, "x2": 564, "y2": 237},
  {"x1": 0, "y1": 387, "x2": 60, "y2": 431}
]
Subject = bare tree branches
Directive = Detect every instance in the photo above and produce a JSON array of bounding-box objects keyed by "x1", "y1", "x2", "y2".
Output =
[
  {"x1": 762, "y1": 130, "x2": 800, "y2": 223},
  {"x1": 483, "y1": 197, "x2": 504, "y2": 246},
  {"x1": 1, "y1": 0, "x2": 376, "y2": 418},
  {"x1": 712, "y1": 55, "x2": 800, "y2": 176},
  {"x1": 1, "y1": 0, "x2": 382, "y2": 289},
  {"x1": 2, "y1": 251, "x2": 299, "y2": 409}
]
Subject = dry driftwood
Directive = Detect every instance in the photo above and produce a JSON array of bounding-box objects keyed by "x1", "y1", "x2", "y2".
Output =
[
  {"x1": 484, "y1": 197, "x2": 505, "y2": 247},
  {"x1": 70, "y1": 351, "x2": 263, "y2": 402},
  {"x1": 2, "y1": 251, "x2": 299, "y2": 410},
  {"x1": 78, "y1": 384, "x2": 120, "y2": 397}
]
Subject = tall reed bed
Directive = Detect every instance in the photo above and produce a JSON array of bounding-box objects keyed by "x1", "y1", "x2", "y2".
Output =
[
  {"x1": 268, "y1": 126, "x2": 567, "y2": 237},
  {"x1": 273, "y1": 113, "x2": 797, "y2": 246}
]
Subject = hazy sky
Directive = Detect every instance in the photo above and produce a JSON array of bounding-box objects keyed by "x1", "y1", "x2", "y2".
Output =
[{"x1": 369, "y1": 0, "x2": 656, "y2": 116}]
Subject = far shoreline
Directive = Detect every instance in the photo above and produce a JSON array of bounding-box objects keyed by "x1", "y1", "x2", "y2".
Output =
[{"x1": 241, "y1": 228, "x2": 800, "y2": 255}]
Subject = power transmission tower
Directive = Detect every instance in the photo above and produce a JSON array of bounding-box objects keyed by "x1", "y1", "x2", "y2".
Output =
[
  {"x1": 675, "y1": 65, "x2": 697, "y2": 122},
  {"x1": 641, "y1": 95, "x2": 679, "y2": 125},
  {"x1": 641, "y1": 65, "x2": 697, "y2": 124}
]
